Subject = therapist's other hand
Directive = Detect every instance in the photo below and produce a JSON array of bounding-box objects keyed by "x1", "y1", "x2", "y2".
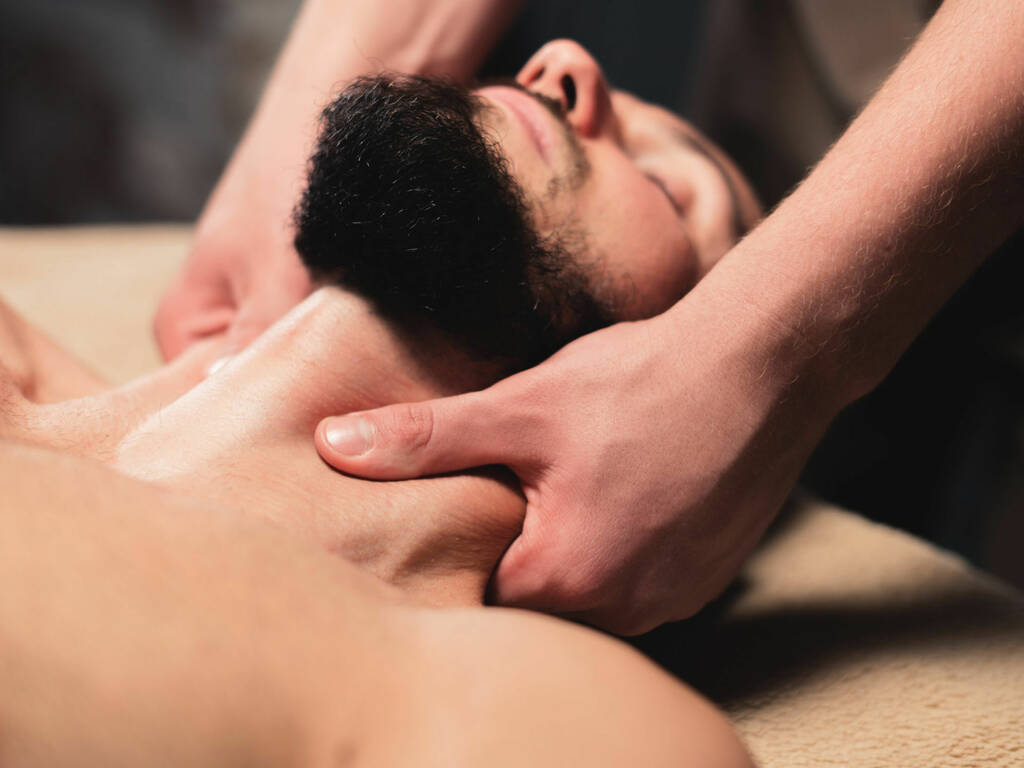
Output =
[
  {"x1": 153, "y1": 0, "x2": 523, "y2": 361},
  {"x1": 314, "y1": 283, "x2": 839, "y2": 635},
  {"x1": 153, "y1": 163, "x2": 313, "y2": 360}
]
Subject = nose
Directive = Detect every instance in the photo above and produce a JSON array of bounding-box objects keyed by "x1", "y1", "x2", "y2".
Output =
[{"x1": 516, "y1": 40, "x2": 618, "y2": 139}]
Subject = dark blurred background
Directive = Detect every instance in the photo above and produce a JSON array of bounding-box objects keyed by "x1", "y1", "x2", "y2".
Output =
[
  {"x1": 2, "y1": 0, "x2": 1021, "y2": 589},
  {"x1": 0, "y1": 0, "x2": 300, "y2": 223}
]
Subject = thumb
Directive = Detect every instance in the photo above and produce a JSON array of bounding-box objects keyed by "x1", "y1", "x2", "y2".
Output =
[{"x1": 315, "y1": 389, "x2": 520, "y2": 480}]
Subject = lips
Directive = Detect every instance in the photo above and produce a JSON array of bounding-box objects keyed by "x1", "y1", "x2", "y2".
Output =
[{"x1": 479, "y1": 86, "x2": 554, "y2": 166}]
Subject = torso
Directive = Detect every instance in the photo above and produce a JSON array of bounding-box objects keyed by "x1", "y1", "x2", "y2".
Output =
[{"x1": 0, "y1": 287, "x2": 752, "y2": 767}]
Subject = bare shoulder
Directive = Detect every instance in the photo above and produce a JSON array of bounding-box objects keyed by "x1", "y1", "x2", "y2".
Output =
[
  {"x1": 0, "y1": 441, "x2": 412, "y2": 768},
  {"x1": 0, "y1": 440, "x2": 752, "y2": 767},
  {"x1": 406, "y1": 606, "x2": 755, "y2": 768}
]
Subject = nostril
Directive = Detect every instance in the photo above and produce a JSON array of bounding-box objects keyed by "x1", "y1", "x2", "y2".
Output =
[{"x1": 561, "y1": 75, "x2": 577, "y2": 110}]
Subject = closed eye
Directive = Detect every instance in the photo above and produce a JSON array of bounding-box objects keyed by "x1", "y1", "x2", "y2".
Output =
[{"x1": 645, "y1": 173, "x2": 682, "y2": 216}]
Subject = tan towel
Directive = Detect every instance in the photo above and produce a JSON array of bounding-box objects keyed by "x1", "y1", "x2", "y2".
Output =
[
  {"x1": 0, "y1": 224, "x2": 186, "y2": 382},
  {"x1": 639, "y1": 496, "x2": 1024, "y2": 766},
  {"x1": 3, "y1": 225, "x2": 1023, "y2": 767}
]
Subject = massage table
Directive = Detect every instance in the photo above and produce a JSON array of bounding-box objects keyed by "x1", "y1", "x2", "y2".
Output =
[{"x1": 3, "y1": 225, "x2": 1022, "y2": 767}]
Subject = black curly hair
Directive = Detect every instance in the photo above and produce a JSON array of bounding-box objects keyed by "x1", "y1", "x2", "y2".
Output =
[{"x1": 293, "y1": 74, "x2": 612, "y2": 370}]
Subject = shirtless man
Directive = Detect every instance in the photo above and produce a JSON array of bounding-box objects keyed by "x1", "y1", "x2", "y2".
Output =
[{"x1": 0, "y1": 40, "x2": 759, "y2": 764}]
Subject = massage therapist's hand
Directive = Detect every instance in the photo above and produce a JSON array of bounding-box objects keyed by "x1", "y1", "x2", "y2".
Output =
[
  {"x1": 316, "y1": 0, "x2": 1024, "y2": 633},
  {"x1": 316, "y1": 276, "x2": 840, "y2": 634},
  {"x1": 154, "y1": 0, "x2": 523, "y2": 360},
  {"x1": 154, "y1": 166, "x2": 313, "y2": 360}
]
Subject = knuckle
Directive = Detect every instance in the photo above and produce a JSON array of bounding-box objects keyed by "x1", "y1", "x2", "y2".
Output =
[
  {"x1": 546, "y1": 555, "x2": 608, "y2": 611},
  {"x1": 499, "y1": 562, "x2": 551, "y2": 606},
  {"x1": 587, "y1": 577, "x2": 675, "y2": 636},
  {"x1": 616, "y1": 606, "x2": 662, "y2": 636},
  {"x1": 153, "y1": 305, "x2": 184, "y2": 356},
  {"x1": 498, "y1": 535, "x2": 577, "y2": 608},
  {"x1": 384, "y1": 403, "x2": 435, "y2": 452},
  {"x1": 593, "y1": 599, "x2": 659, "y2": 637},
  {"x1": 561, "y1": 568, "x2": 604, "y2": 607}
]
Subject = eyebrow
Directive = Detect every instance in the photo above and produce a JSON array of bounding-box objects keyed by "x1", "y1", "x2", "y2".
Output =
[{"x1": 677, "y1": 131, "x2": 746, "y2": 238}]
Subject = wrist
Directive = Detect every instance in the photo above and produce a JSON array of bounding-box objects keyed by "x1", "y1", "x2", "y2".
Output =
[{"x1": 665, "y1": 247, "x2": 859, "y2": 428}]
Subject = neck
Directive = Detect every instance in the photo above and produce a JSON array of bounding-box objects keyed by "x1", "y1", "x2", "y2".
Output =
[
  {"x1": 114, "y1": 289, "x2": 524, "y2": 608},
  {"x1": 121, "y1": 289, "x2": 496, "y2": 461}
]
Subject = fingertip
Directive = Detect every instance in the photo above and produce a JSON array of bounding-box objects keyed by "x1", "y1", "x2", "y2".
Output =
[
  {"x1": 155, "y1": 326, "x2": 185, "y2": 362},
  {"x1": 153, "y1": 296, "x2": 187, "y2": 361},
  {"x1": 155, "y1": 293, "x2": 237, "y2": 363},
  {"x1": 315, "y1": 416, "x2": 367, "y2": 470},
  {"x1": 313, "y1": 419, "x2": 335, "y2": 465}
]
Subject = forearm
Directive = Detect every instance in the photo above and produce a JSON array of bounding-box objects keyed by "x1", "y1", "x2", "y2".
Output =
[
  {"x1": 688, "y1": 0, "x2": 1024, "y2": 411},
  {"x1": 247, "y1": 0, "x2": 522, "y2": 145},
  {"x1": 278, "y1": 0, "x2": 524, "y2": 84}
]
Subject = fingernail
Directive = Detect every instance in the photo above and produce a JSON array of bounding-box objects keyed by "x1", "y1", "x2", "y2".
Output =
[
  {"x1": 206, "y1": 355, "x2": 234, "y2": 376},
  {"x1": 323, "y1": 417, "x2": 375, "y2": 456}
]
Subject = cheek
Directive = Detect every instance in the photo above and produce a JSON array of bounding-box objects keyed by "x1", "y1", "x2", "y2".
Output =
[
  {"x1": 608, "y1": 230, "x2": 695, "y2": 319},
  {"x1": 578, "y1": 155, "x2": 696, "y2": 317}
]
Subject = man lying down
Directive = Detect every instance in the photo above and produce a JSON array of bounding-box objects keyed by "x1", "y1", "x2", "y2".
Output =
[{"x1": 0, "y1": 40, "x2": 761, "y2": 766}]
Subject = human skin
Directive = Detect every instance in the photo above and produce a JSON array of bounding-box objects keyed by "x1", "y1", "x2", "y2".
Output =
[
  {"x1": 475, "y1": 41, "x2": 761, "y2": 319},
  {"x1": 0, "y1": 299, "x2": 753, "y2": 766},
  {"x1": 154, "y1": 0, "x2": 524, "y2": 360},
  {"x1": 1, "y1": 291, "x2": 518, "y2": 605},
  {"x1": 317, "y1": 0, "x2": 1024, "y2": 634},
  {"x1": 4, "y1": 54, "x2": 758, "y2": 604},
  {"x1": 0, "y1": 441, "x2": 752, "y2": 767}
]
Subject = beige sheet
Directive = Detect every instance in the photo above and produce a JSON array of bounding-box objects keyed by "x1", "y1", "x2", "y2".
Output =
[
  {"x1": 0, "y1": 225, "x2": 184, "y2": 383},
  {"x1": 2, "y1": 225, "x2": 1022, "y2": 767}
]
